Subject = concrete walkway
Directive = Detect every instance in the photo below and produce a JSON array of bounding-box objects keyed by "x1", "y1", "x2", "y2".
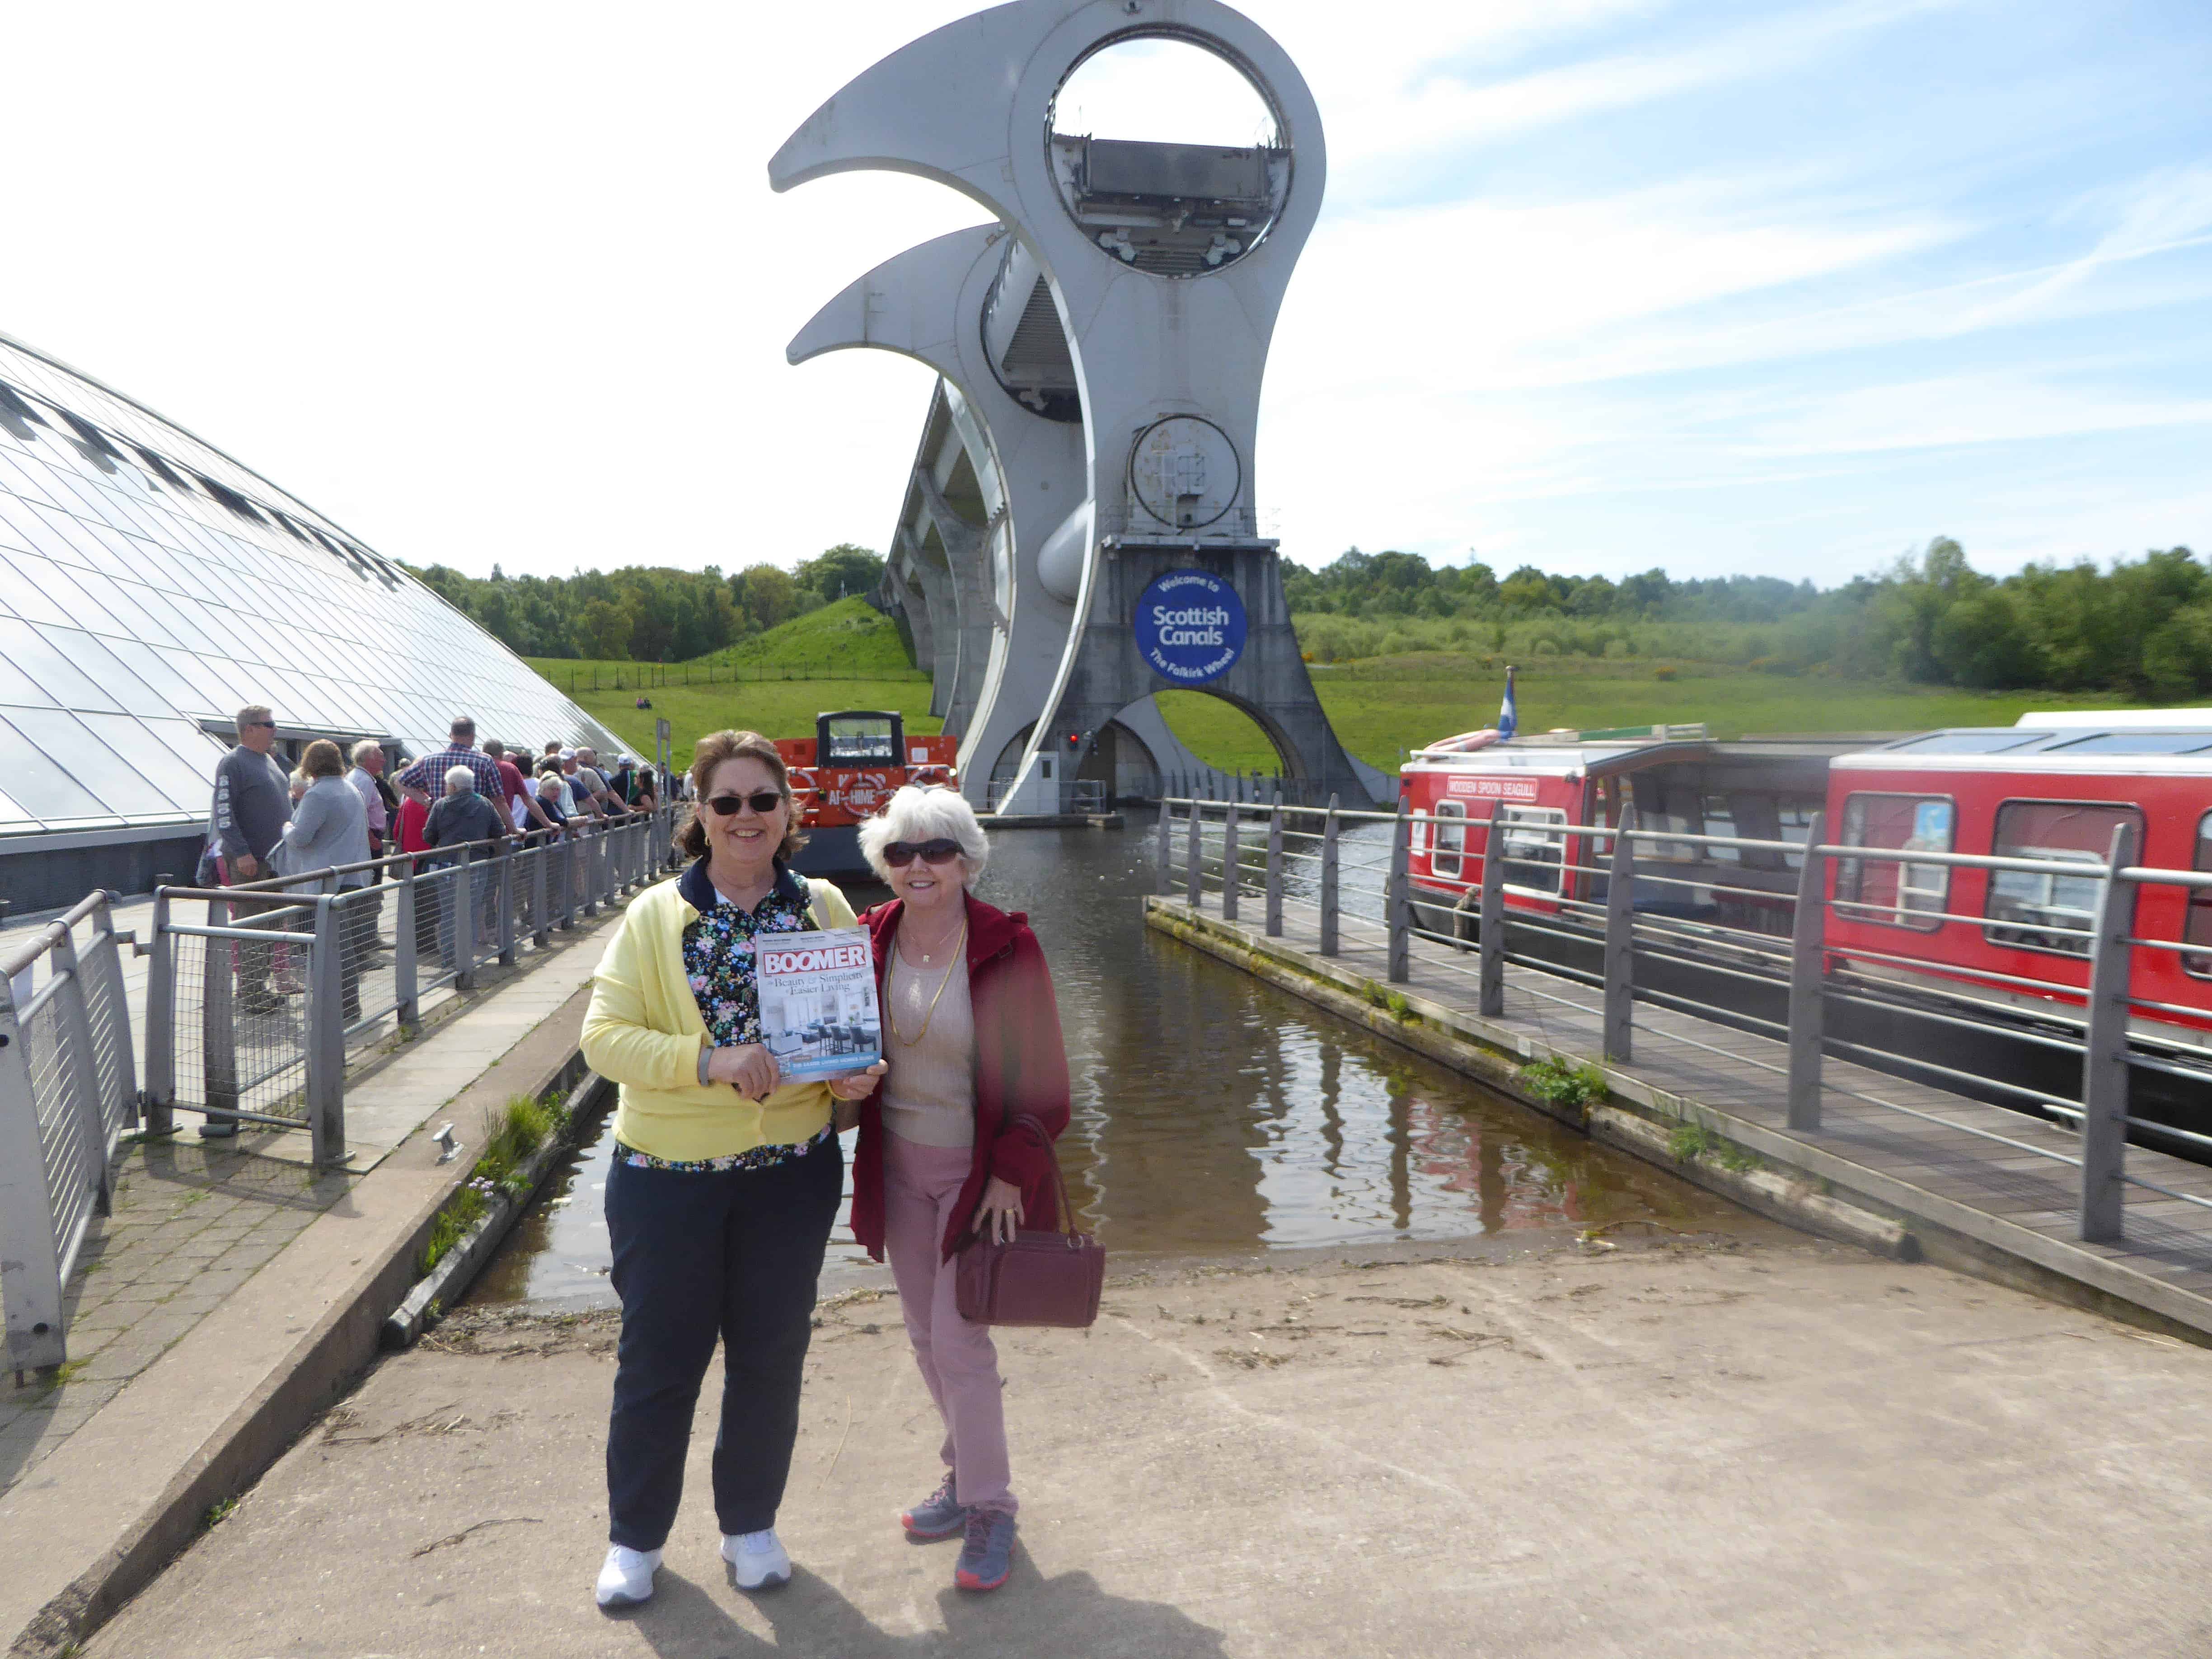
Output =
[{"x1": 75, "y1": 1236, "x2": 2212, "y2": 1659}]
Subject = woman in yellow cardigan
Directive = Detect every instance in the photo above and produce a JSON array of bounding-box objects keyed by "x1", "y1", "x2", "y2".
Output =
[{"x1": 581, "y1": 729, "x2": 882, "y2": 1611}]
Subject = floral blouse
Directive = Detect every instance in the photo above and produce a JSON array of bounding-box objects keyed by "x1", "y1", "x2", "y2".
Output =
[{"x1": 614, "y1": 862, "x2": 830, "y2": 1175}]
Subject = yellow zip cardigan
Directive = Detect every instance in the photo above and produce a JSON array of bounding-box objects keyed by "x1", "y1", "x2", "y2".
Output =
[{"x1": 581, "y1": 864, "x2": 858, "y2": 1162}]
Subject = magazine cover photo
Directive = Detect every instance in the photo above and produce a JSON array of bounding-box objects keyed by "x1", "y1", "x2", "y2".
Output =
[{"x1": 757, "y1": 926, "x2": 882, "y2": 1079}]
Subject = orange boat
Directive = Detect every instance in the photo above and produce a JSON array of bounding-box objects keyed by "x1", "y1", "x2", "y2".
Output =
[{"x1": 779, "y1": 710, "x2": 957, "y2": 877}]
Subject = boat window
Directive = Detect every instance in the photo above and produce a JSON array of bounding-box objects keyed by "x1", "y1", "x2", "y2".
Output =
[
  {"x1": 2043, "y1": 732, "x2": 2212, "y2": 756},
  {"x1": 1410, "y1": 809, "x2": 1429, "y2": 858},
  {"x1": 1984, "y1": 800, "x2": 2142, "y2": 958},
  {"x1": 819, "y1": 714, "x2": 898, "y2": 766},
  {"x1": 1433, "y1": 800, "x2": 1466, "y2": 881},
  {"x1": 1884, "y1": 731, "x2": 2051, "y2": 754},
  {"x1": 1837, "y1": 794, "x2": 1953, "y2": 931},
  {"x1": 1501, "y1": 806, "x2": 1567, "y2": 895},
  {"x1": 2188, "y1": 814, "x2": 2212, "y2": 979}
]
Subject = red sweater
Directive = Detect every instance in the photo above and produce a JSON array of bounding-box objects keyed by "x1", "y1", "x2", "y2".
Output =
[{"x1": 848, "y1": 895, "x2": 1070, "y2": 1263}]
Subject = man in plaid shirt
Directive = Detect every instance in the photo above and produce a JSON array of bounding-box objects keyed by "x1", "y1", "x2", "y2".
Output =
[{"x1": 396, "y1": 716, "x2": 505, "y2": 804}]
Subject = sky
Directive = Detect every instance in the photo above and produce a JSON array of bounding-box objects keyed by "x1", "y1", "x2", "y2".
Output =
[{"x1": 3, "y1": 0, "x2": 2206, "y2": 590}]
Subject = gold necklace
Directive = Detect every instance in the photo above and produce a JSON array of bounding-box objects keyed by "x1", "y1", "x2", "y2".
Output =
[{"x1": 888, "y1": 916, "x2": 966, "y2": 1046}]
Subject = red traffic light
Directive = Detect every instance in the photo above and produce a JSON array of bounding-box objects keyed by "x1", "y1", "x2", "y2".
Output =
[{"x1": 1065, "y1": 732, "x2": 1081, "y2": 746}]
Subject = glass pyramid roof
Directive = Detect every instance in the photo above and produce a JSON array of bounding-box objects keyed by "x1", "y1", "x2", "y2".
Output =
[{"x1": 0, "y1": 332, "x2": 628, "y2": 842}]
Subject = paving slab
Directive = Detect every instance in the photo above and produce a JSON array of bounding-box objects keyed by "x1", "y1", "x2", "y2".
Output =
[{"x1": 71, "y1": 1239, "x2": 2212, "y2": 1659}]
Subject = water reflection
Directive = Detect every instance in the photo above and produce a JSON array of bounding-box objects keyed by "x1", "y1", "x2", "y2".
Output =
[{"x1": 472, "y1": 829, "x2": 1743, "y2": 1307}]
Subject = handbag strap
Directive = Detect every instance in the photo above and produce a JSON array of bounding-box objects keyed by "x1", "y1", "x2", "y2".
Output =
[{"x1": 1010, "y1": 1111, "x2": 1076, "y2": 1236}]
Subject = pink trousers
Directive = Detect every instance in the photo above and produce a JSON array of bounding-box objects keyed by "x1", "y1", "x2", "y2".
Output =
[{"x1": 882, "y1": 1131, "x2": 1016, "y2": 1516}]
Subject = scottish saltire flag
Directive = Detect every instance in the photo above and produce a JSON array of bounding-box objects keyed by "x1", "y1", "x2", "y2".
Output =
[{"x1": 1497, "y1": 665, "x2": 1518, "y2": 740}]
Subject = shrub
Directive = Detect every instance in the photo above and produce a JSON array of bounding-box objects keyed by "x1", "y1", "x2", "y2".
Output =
[
  {"x1": 1518, "y1": 1056, "x2": 1607, "y2": 1109},
  {"x1": 1653, "y1": 665, "x2": 1678, "y2": 682}
]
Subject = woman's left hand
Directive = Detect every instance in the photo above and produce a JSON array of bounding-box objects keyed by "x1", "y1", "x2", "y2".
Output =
[
  {"x1": 825, "y1": 1061, "x2": 886, "y2": 1101},
  {"x1": 974, "y1": 1176, "x2": 1025, "y2": 1243}
]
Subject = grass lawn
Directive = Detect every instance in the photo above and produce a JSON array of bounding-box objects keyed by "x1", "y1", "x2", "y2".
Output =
[
  {"x1": 558, "y1": 680, "x2": 943, "y2": 766},
  {"x1": 1155, "y1": 655, "x2": 2145, "y2": 772}
]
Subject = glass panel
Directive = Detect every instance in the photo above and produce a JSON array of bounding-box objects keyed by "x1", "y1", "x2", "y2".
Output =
[
  {"x1": 2187, "y1": 815, "x2": 2212, "y2": 979},
  {"x1": 1501, "y1": 806, "x2": 1566, "y2": 895},
  {"x1": 0, "y1": 614, "x2": 122, "y2": 710},
  {"x1": 31, "y1": 627, "x2": 169, "y2": 716},
  {"x1": 1886, "y1": 731, "x2": 2050, "y2": 754},
  {"x1": 0, "y1": 783, "x2": 35, "y2": 826},
  {"x1": 97, "y1": 634, "x2": 202, "y2": 711},
  {"x1": 1985, "y1": 800, "x2": 2142, "y2": 957},
  {"x1": 2045, "y1": 732, "x2": 2212, "y2": 756},
  {"x1": 1837, "y1": 794, "x2": 1952, "y2": 930},
  {"x1": 820, "y1": 714, "x2": 899, "y2": 765},
  {"x1": 0, "y1": 711, "x2": 116, "y2": 822},
  {"x1": 77, "y1": 712, "x2": 221, "y2": 808},
  {"x1": 0, "y1": 548, "x2": 75, "y2": 627},
  {"x1": 1433, "y1": 800, "x2": 1465, "y2": 879},
  {"x1": 2, "y1": 706, "x2": 185, "y2": 814}
]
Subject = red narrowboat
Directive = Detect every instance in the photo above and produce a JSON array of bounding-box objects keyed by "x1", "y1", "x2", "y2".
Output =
[{"x1": 778, "y1": 710, "x2": 957, "y2": 878}]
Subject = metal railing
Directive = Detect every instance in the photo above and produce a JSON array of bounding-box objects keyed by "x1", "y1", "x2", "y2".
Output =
[
  {"x1": 1, "y1": 893, "x2": 139, "y2": 1374},
  {"x1": 0, "y1": 806, "x2": 680, "y2": 1376},
  {"x1": 1158, "y1": 793, "x2": 2212, "y2": 1251}
]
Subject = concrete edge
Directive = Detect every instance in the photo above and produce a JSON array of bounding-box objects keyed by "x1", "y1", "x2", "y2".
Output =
[
  {"x1": 381, "y1": 1070, "x2": 615, "y2": 1350},
  {"x1": 1143, "y1": 898, "x2": 2212, "y2": 1346},
  {"x1": 4, "y1": 982, "x2": 601, "y2": 1659}
]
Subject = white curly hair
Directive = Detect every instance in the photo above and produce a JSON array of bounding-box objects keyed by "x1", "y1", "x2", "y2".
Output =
[{"x1": 857, "y1": 785, "x2": 989, "y2": 886}]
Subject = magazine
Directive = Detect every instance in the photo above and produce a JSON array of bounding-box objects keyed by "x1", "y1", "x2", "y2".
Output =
[{"x1": 757, "y1": 926, "x2": 882, "y2": 1080}]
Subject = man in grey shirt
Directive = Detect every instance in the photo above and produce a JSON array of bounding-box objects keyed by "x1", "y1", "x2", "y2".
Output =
[{"x1": 201, "y1": 704, "x2": 294, "y2": 1130}]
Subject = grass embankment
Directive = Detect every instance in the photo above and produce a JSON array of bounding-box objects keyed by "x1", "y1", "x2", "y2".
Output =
[
  {"x1": 420, "y1": 1092, "x2": 572, "y2": 1275},
  {"x1": 1157, "y1": 655, "x2": 2142, "y2": 772},
  {"x1": 529, "y1": 599, "x2": 942, "y2": 764},
  {"x1": 532, "y1": 602, "x2": 2149, "y2": 774}
]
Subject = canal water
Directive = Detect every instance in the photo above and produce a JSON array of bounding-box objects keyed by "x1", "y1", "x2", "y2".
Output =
[{"x1": 470, "y1": 828, "x2": 1757, "y2": 1308}]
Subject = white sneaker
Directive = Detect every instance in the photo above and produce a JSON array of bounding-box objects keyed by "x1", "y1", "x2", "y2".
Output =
[
  {"x1": 721, "y1": 1528, "x2": 792, "y2": 1591},
  {"x1": 595, "y1": 1544, "x2": 661, "y2": 1608}
]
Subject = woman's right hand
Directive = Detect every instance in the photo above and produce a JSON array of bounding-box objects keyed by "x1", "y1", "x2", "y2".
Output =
[{"x1": 705, "y1": 1042, "x2": 781, "y2": 1101}]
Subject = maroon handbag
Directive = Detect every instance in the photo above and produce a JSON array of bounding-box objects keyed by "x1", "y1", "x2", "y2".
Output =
[{"x1": 954, "y1": 1118, "x2": 1103, "y2": 1329}]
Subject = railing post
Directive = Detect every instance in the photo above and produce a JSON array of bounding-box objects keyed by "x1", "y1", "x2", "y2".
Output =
[
  {"x1": 0, "y1": 975, "x2": 67, "y2": 1374},
  {"x1": 582, "y1": 826, "x2": 601, "y2": 917},
  {"x1": 1155, "y1": 798, "x2": 1172, "y2": 897},
  {"x1": 1387, "y1": 801, "x2": 1411, "y2": 984},
  {"x1": 143, "y1": 888, "x2": 176, "y2": 1135},
  {"x1": 497, "y1": 850, "x2": 517, "y2": 967},
  {"x1": 1786, "y1": 811, "x2": 1828, "y2": 1132},
  {"x1": 394, "y1": 857, "x2": 420, "y2": 1026},
  {"x1": 566, "y1": 832, "x2": 584, "y2": 926},
  {"x1": 456, "y1": 847, "x2": 478, "y2": 990},
  {"x1": 532, "y1": 837, "x2": 551, "y2": 947},
  {"x1": 1603, "y1": 807, "x2": 1636, "y2": 1063},
  {"x1": 2080, "y1": 822, "x2": 2140, "y2": 1243},
  {"x1": 203, "y1": 892, "x2": 238, "y2": 1134},
  {"x1": 306, "y1": 895, "x2": 347, "y2": 1169},
  {"x1": 1478, "y1": 801, "x2": 1507, "y2": 1018},
  {"x1": 1265, "y1": 794, "x2": 1284, "y2": 938},
  {"x1": 1185, "y1": 799, "x2": 1203, "y2": 906},
  {"x1": 47, "y1": 929, "x2": 112, "y2": 1213},
  {"x1": 1222, "y1": 804, "x2": 1241, "y2": 922},
  {"x1": 1319, "y1": 794, "x2": 1340, "y2": 957}
]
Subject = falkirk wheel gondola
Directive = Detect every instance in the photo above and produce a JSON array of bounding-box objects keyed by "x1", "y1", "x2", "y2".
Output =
[{"x1": 773, "y1": 0, "x2": 1388, "y2": 811}]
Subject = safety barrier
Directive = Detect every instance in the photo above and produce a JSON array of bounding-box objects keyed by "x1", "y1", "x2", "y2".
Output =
[
  {"x1": 1159, "y1": 793, "x2": 2212, "y2": 1250},
  {"x1": 0, "y1": 806, "x2": 680, "y2": 1376},
  {"x1": 0, "y1": 893, "x2": 140, "y2": 1374}
]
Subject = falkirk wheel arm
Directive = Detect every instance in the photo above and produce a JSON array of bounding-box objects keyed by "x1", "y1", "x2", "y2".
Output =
[{"x1": 783, "y1": 218, "x2": 1090, "y2": 808}]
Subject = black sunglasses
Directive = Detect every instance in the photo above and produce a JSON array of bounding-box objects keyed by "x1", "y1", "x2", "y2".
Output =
[
  {"x1": 706, "y1": 791, "x2": 785, "y2": 817},
  {"x1": 884, "y1": 838, "x2": 961, "y2": 867},
  {"x1": 246, "y1": 719, "x2": 276, "y2": 729}
]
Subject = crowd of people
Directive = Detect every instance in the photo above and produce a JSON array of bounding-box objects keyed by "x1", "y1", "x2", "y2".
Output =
[{"x1": 198, "y1": 706, "x2": 668, "y2": 1087}]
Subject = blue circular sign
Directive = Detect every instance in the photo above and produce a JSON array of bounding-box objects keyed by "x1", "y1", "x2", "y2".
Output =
[{"x1": 1135, "y1": 569, "x2": 1247, "y2": 685}]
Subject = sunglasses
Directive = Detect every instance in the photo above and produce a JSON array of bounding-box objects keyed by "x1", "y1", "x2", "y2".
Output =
[
  {"x1": 706, "y1": 791, "x2": 786, "y2": 817},
  {"x1": 884, "y1": 838, "x2": 961, "y2": 867},
  {"x1": 246, "y1": 719, "x2": 276, "y2": 729}
]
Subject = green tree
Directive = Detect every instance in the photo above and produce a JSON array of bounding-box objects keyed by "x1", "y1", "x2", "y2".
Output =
[
  {"x1": 795, "y1": 544, "x2": 884, "y2": 607},
  {"x1": 736, "y1": 564, "x2": 803, "y2": 631}
]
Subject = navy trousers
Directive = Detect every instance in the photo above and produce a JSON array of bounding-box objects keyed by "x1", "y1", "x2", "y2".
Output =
[{"x1": 604, "y1": 1135, "x2": 843, "y2": 1549}]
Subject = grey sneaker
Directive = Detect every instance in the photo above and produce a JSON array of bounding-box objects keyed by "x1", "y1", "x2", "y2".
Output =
[
  {"x1": 954, "y1": 1509, "x2": 1017, "y2": 1592},
  {"x1": 901, "y1": 1472, "x2": 965, "y2": 1540}
]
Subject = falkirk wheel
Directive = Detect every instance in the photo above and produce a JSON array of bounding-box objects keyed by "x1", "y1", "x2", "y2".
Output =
[
  {"x1": 787, "y1": 225, "x2": 1222, "y2": 807},
  {"x1": 773, "y1": 0, "x2": 1385, "y2": 811}
]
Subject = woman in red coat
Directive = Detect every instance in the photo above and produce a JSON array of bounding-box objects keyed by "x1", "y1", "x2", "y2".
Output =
[{"x1": 851, "y1": 786, "x2": 1069, "y2": 1594}]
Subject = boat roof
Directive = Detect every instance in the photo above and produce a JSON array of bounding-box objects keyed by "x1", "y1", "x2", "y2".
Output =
[
  {"x1": 1839, "y1": 724, "x2": 2212, "y2": 776},
  {"x1": 1404, "y1": 736, "x2": 1864, "y2": 782}
]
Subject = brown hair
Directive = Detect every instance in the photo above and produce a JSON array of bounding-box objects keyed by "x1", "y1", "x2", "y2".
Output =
[
  {"x1": 300, "y1": 738, "x2": 345, "y2": 781},
  {"x1": 675, "y1": 730, "x2": 807, "y2": 862}
]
